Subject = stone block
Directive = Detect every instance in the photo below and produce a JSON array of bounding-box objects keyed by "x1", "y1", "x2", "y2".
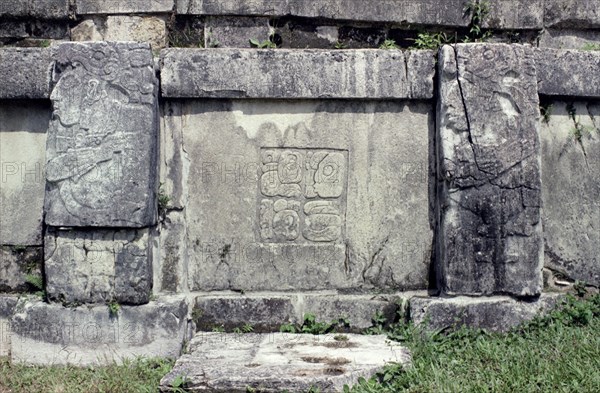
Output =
[
  {"x1": 160, "y1": 332, "x2": 410, "y2": 393},
  {"x1": 204, "y1": 16, "x2": 272, "y2": 48},
  {"x1": 541, "y1": 101, "x2": 600, "y2": 286},
  {"x1": 545, "y1": 0, "x2": 600, "y2": 28},
  {"x1": 0, "y1": 296, "x2": 17, "y2": 357},
  {"x1": 437, "y1": 44, "x2": 543, "y2": 296},
  {"x1": 157, "y1": 210, "x2": 188, "y2": 293},
  {"x1": 77, "y1": 0, "x2": 174, "y2": 14},
  {"x1": 538, "y1": 29, "x2": 600, "y2": 50},
  {"x1": 0, "y1": 247, "x2": 43, "y2": 293},
  {"x1": 44, "y1": 228, "x2": 153, "y2": 305},
  {"x1": 0, "y1": 49, "x2": 52, "y2": 99},
  {"x1": 164, "y1": 100, "x2": 433, "y2": 292},
  {"x1": 0, "y1": 101, "x2": 49, "y2": 245},
  {"x1": 72, "y1": 16, "x2": 168, "y2": 50},
  {"x1": 44, "y1": 42, "x2": 159, "y2": 227},
  {"x1": 177, "y1": 0, "x2": 470, "y2": 27},
  {"x1": 160, "y1": 49, "x2": 436, "y2": 99},
  {"x1": 10, "y1": 297, "x2": 189, "y2": 365},
  {"x1": 483, "y1": 0, "x2": 544, "y2": 29},
  {"x1": 536, "y1": 49, "x2": 600, "y2": 97},
  {"x1": 410, "y1": 294, "x2": 563, "y2": 332},
  {"x1": 277, "y1": 23, "x2": 339, "y2": 49},
  {"x1": 0, "y1": 0, "x2": 69, "y2": 20}
]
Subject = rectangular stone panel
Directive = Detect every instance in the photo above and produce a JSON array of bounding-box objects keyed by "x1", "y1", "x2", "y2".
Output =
[
  {"x1": 0, "y1": 101, "x2": 49, "y2": 245},
  {"x1": 545, "y1": 0, "x2": 600, "y2": 28},
  {"x1": 437, "y1": 44, "x2": 543, "y2": 296},
  {"x1": 0, "y1": 49, "x2": 52, "y2": 99},
  {"x1": 0, "y1": 0, "x2": 69, "y2": 19},
  {"x1": 44, "y1": 228, "x2": 153, "y2": 305},
  {"x1": 536, "y1": 49, "x2": 600, "y2": 98},
  {"x1": 77, "y1": 0, "x2": 174, "y2": 14},
  {"x1": 177, "y1": 0, "x2": 470, "y2": 27},
  {"x1": 44, "y1": 42, "x2": 159, "y2": 227},
  {"x1": 483, "y1": 0, "x2": 544, "y2": 29},
  {"x1": 163, "y1": 99, "x2": 433, "y2": 292},
  {"x1": 160, "y1": 49, "x2": 436, "y2": 99}
]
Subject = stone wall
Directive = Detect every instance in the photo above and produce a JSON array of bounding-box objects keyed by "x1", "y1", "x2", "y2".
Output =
[{"x1": 0, "y1": 0, "x2": 598, "y2": 365}]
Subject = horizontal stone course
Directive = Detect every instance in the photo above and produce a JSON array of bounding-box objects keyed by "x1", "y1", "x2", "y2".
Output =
[
  {"x1": 545, "y1": 0, "x2": 600, "y2": 28},
  {"x1": 536, "y1": 49, "x2": 600, "y2": 97},
  {"x1": 160, "y1": 49, "x2": 436, "y2": 99},
  {"x1": 0, "y1": 0, "x2": 69, "y2": 19},
  {"x1": 0, "y1": 48, "x2": 52, "y2": 99},
  {"x1": 76, "y1": 0, "x2": 174, "y2": 14}
]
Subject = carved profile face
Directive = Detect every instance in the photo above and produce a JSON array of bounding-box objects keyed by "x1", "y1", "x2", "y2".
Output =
[{"x1": 51, "y1": 69, "x2": 87, "y2": 126}]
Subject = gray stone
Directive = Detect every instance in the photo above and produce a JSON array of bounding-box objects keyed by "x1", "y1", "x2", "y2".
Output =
[
  {"x1": 0, "y1": 101, "x2": 49, "y2": 245},
  {"x1": 541, "y1": 101, "x2": 600, "y2": 286},
  {"x1": 204, "y1": 16, "x2": 272, "y2": 48},
  {"x1": 157, "y1": 211, "x2": 188, "y2": 293},
  {"x1": 410, "y1": 294, "x2": 563, "y2": 332},
  {"x1": 77, "y1": 0, "x2": 174, "y2": 14},
  {"x1": 0, "y1": 0, "x2": 69, "y2": 19},
  {"x1": 160, "y1": 332, "x2": 410, "y2": 393},
  {"x1": 10, "y1": 296, "x2": 189, "y2": 365},
  {"x1": 163, "y1": 100, "x2": 433, "y2": 292},
  {"x1": 0, "y1": 49, "x2": 52, "y2": 99},
  {"x1": 538, "y1": 29, "x2": 600, "y2": 50},
  {"x1": 0, "y1": 247, "x2": 43, "y2": 293},
  {"x1": 536, "y1": 49, "x2": 600, "y2": 98},
  {"x1": 277, "y1": 23, "x2": 339, "y2": 49},
  {"x1": 545, "y1": 0, "x2": 600, "y2": 28},
  {"x1": 160, "y1": 49, "x2": 436, "y2": 99},
  {"x1": 0, "y1": 296, "x2": 17, "y2": 357},
  {"x1": 45, "y1": 228, "x2": 153, "y2": 305},
  {"x1": 483, "y1": 0, "x2": 544, "y2": 29},
  {"x1": 71, "y1": 16, "x2": 168, "y2": 50},
  {"x1": 177, "y1": 0, "x2": 470, "y2": 27},
  {"x1": 437, "y1": 44, "x2": 543, "y2": 296},
  {"x1": 45, "y1": 42, "x2": 159, "y2": 227}
]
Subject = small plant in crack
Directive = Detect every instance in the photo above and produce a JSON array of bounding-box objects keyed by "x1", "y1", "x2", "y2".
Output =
[
  {"x1": 334, "y1": 40, "x2": 348, "y2": 49},
  {"x1": 107, "y1": 300, "x2": 120, "y2": 318},
  {"x1": 464, "y1": 0, "x2": 492, "y2": 43},
  {"x1": 279, "y1": 313, "x2": 350, "y2": 335},
  {"x1": 158, "y1": 182, "x2": 171, "y2": 215},
  {"x1": 379, "y1": 39, "x2": 400, "y2": 49},
  {"x1": 540, "y1": 102, "x2": 553, "y2": 124},
  {"x1": 249, "y1": 34, "x2": 278, "y2": 49},
  {"x1": 411, "y1": 32, "x2": 452, "y2": 50},
  {"x1": 581, "y1": 43, "x2": 600, "y2": 51},
  {"x1": 233, "y1": 323, "x2": 254, "y2": 334}
]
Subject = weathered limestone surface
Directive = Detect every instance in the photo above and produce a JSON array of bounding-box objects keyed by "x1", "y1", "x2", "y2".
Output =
[
  {"x1": 410, "y1": 294, "x2": 563, "y2": 332},
  {"x1": 0, "y1": 102, "x2": 49, "y2": 245},
  {"x1": 156, "y1": 211, "x2": 188, "y2": 293},
  {"x1": 437, "y1": 44, "x2": 543, "y2": 296},
  {"x1": 10, "y1": 297, "x2": 188, "y2": 365},
  {"x1": 539, "y1": 29, "x2": 600, "y2": 50},
  {"x1": 0, "y1": 0, "x2": 69, "y2": 19},
  {"x1": 160, "y1": 333, "x2": 410, "y2": 393},
  {"x1": 0, "y1": 296, "x2": 17, "y2": 357},
  {"x1": 45, "y1": 42, "x2": 159, "y2": 227},
  {"x1": 0, "y1": 247, "x2": 43, "y2": 293},
  {"x1": 71, "y1": 16, "x2": 168, "y2": 50},
  {"x1": 0, "y1": 49, "x2": 52, "y2": 99},
  {"x1": 163, "y1": 100, "x2": 433, "y2": 292},
  {"x1": 161, "y1": 49, "x2": 436, "y2": 99},
  {"x1": 204, "y1": 16, "x2": 272, "y2": 48},
  {"x1": 77, "y1": 0, "x2": 174, "y2": 14},
  {"x1": 45, "y1": 228, "x2": 153, "y2": 305},
  {"x1": 545, "y1": 0, "x2": 600, "y2": 28},
  {"x1": 536, "y1": 49, "x2": 600, "y2": 98},
  {"x1": 177, "y1": 0, "x2": 470, "y2": 26},
  {"x1": 541, "y1": 101, "x2": 600, "y2": 286},
  {"x1": 483, "y1": 0, "x2": 544, "y2": 29}
]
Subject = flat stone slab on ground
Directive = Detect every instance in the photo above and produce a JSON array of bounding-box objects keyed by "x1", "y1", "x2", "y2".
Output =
[{"x1": 160, "y1": 333, "x2": 410, "y2": 393}]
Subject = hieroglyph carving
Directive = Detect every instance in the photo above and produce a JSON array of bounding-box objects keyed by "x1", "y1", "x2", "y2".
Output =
[
  {"x1": 45, "y1": 42, "x2": 158, "y2": 227},
  {"x1": 258, "y1": 148, "x2": 347, "y2": 243}
]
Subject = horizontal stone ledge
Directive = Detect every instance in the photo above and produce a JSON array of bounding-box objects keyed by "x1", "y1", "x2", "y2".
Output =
[
  {"x1": 0, "y1": 48, "x2": 53, "y2": 99},
  {"x1": 76, "y1": 0, "x2": 175, "y2": 15},
  {"x1": 177, "y1": 0, "x2": 470, "y2": 27},
  {"x1": 0, "y1": 0, "x2": 69, "y2": 20},
  {"x1": 545, "y1": 0, "x2": 600, "y2": 29},
  {"x1": 536, "y1": 48, "x2": 600, "y2": 97},
  {"x1": 410, "y1": 294, "x2": 564, "y2": 333},
  {"x1": 160, "y1": 49, "x2": 436, "y2": 99}
]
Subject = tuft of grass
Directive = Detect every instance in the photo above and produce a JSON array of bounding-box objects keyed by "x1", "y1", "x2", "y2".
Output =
[
  {"x1": 107, "y1": 300, "x2": 120, "y2": 318},
  {"x1": 379, "y1": 39, "x2": 400, "y2": 49},
  {"x1": 249, "y1": 36, "x2": 277, "y2": 49},
  {"x1": 411, "y1": 32, "x2": 452, "y2": 50},
  {"x1": 280, "y1": 313, "x2": 350, "y2": 335},
  {"x1": 581, "y1": 43, "x2": 600, "y2": 51}
]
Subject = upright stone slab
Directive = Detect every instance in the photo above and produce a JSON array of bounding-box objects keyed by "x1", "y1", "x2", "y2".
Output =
[
  {"x1": 437, "y1": 44, "x2": 543, "y2": 296},
  {"x1": 45, "y1": 42, "x2": 158, "y2": 227}
]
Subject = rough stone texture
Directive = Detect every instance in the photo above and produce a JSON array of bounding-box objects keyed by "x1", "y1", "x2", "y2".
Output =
[
  {"x1": 0, "y1": 296, "x2": 17, "y2": 357},
  {"x1": 44, "y1": 228, "x2": 153, "y2": 305},
  {"x1": 410, "y1": 294, "x2": 563, "y2": 332},
  {"x1": 0, "y1": 247, "x2": 43, "y2": 293},
  {"x1": 483, "y1": 0, "x2": 544, "y2": 29},
  {"x1": 77, "y1": 0, "x2": 174, "y2": 14},
  {"x1": 536, "y1": 49, "x2": 600, "y2": 98},
  {"x1": 156, "y1": 211, "x2": 188, "y2": 293},
  {"x1": 0, "y1": 49, "x2": 52, "y2": 99},
  {"x1": 177, "y1": 0, "x2": 470, "y2": 26},
  {"x1": 204, "y1": 16, "x2": 272, "y2": 48},
  {"x1": 538, "y1": 29, "x2": 600, "y2": 50},
  {"x1": 10, "y1": 296, "x2": 189, "y2": 365},
  {"x1": 0, "y1": 21, "x2": 69, "y2": 40},
  {"x1": 0, "y1": 101, "x2": 49, "y2": 245},
  {"x1": 540, "y1": 101, "x2": 600, "y2": 286},
  {"x1": 160, "y1": 333, "x2": 410, "y2": 393},
  {"x1": 545, "y1": 0, "x2": 600, "y2": 28},
  {"x1": 45, "y1": 42, "x2": 159, "y2": 227},
  {"x1": 163, "y1": 100, "x2": 433, "y2": 292},
  {"x1": 437, "y1": 44, "x2": 543, "y2": 296},
  {"x1": 71, "y1": 16, "x2": 168, "y2": 50},
  {"x1": 161, "y1": 49, "x2": 436, "y2": 99},
  {"x1": 0, "y1": 0, "x2": 69, "y2": 19}
]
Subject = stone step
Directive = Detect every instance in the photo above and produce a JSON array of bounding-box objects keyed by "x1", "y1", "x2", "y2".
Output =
[{"x1": 160, "y1": 333, "x2": 409, "y2": 393}]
